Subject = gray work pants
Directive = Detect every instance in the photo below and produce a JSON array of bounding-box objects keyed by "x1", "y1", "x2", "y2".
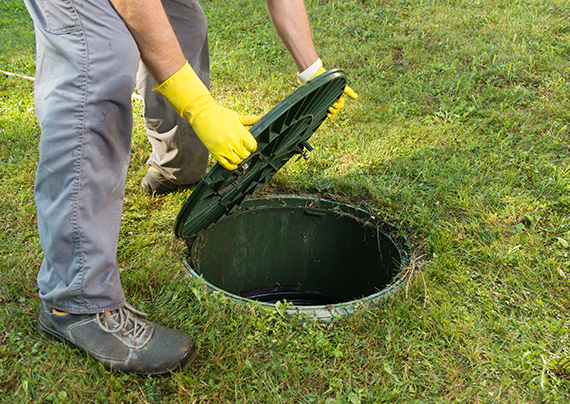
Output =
[{"x1": 24, "y1": 0, "x2": 209, "y2": 314}]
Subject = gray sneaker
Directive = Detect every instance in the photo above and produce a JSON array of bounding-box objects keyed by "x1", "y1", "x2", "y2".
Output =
[
  {"x1": 140, "y1": 166, "x2": 181, "y2": 195},
  {"x1": 38, "y1": 301, "x2": 197, "y2": 376}
]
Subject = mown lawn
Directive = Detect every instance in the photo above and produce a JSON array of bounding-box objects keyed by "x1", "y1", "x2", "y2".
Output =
[{"x1": 1, "y1": 0, "x2": 569, "y2": 402}]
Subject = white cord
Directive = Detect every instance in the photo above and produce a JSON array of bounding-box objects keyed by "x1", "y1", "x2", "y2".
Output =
[
  {"x1": 1, "y1": 69, "x2": 34, "y2": 81},
  {"x1": 2, "y1": 69, "x2": 144, "y2": 101}
]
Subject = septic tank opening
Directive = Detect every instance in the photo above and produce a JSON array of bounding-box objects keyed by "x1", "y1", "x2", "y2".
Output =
[
  {"x1": 184, "y1": 196, "x2": 408, "y2": 320},
  {"x1": 176, "y1": 71, "x2": 410, "y2": 321}
]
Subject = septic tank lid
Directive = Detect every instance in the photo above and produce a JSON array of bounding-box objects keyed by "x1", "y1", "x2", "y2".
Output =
[{"x1": 174, "y1": 69, "x2": 348, "y2": 239}]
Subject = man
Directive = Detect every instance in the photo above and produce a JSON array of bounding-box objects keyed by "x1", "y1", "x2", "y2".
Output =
[{"x1": 24, "y1": 0, "x2": 357, "y2": 376}]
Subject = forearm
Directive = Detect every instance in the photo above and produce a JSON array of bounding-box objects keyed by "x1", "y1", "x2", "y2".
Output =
[
  {"x1": 109, "y1": 0, "x2": 185, "y2": 84},
  {"x1": 265, "y1": 0, "x2": 318, "y2": 72}
]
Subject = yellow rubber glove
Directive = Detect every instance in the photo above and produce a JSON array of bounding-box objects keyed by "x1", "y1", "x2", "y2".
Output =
[
  {"x1": 299, "y1": 63, "x2": 358, "y2": 119},
  {"x1": 154, "y1": 62, "x2": 258, "y2": 170}
]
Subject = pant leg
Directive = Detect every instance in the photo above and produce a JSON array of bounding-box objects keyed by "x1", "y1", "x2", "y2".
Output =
[
  {"x1": 136, "y1": 0, "x2": 210, "y2": 185},
  {"x1": 25, "y1": 0, "x2": 140, "y2": 314}
]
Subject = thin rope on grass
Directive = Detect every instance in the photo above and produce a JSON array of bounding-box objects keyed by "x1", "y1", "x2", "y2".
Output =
[
  {"x1": 1, "y1": 69, "x2": 144, "y2": 101},
  {"x1": 1, "y1": 69, "x2": 34, "y2": 81}
]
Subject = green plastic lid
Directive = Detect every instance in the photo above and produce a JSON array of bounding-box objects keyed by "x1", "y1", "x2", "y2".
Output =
[{"x1": 174, "y1": 69, "x2": 347, "y2": 239}]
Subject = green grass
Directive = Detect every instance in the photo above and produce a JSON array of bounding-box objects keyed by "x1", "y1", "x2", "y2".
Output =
[{"x1": 1, "y1": 0, "x2": 570, "y2": 402}]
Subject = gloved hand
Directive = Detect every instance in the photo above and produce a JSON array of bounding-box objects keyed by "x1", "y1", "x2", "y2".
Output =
[
  {"x1": 154, "y1": 62, "x2": 258, "y2": 170},
  {"x1": 298, "y1": 60, "x2": 358, "y2": 119}
]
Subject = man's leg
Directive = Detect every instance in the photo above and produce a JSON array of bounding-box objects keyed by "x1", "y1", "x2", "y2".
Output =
[
  {"x1": 29, "y1": 0, "x2": 138, "y2": 313},
  {"x1": 138, "y1": 0, "x2": 210, "y2": 192},
  {"x1": 25, "y1": 0, "x2": 196, "y2": 375}
]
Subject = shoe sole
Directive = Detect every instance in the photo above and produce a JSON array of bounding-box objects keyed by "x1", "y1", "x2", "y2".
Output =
[{"x1": 38, "y1": 315, "x2": 198, "y2": 377}]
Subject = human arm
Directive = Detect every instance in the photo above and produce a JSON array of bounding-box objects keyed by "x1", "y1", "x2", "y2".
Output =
[
  {"x1": 109, "y1": 0, "x2": 185, "y2": 83},
  {"x1": 265, "y1": 0, "x2": 358, "y2": 117},
  {"x1": 109, "y1": 0, "x2": 257, "y2": 170},
  {"x1": 264, "y1": 0, "x2": 319, "y2": 72}
]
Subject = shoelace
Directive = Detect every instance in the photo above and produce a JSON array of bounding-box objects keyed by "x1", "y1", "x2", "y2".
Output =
[{"x1": 96, "y1": 304, "x2": 148, "y2": 339}]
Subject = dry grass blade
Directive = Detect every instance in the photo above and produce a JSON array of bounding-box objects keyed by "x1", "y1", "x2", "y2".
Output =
[{"x1": 396, "y1": 250, "x2": 428, "y2": 307}]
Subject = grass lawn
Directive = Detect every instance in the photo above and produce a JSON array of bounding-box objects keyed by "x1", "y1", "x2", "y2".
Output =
[{"x1": 1, "y1": 0, "x2": 570, "y2": 402}]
